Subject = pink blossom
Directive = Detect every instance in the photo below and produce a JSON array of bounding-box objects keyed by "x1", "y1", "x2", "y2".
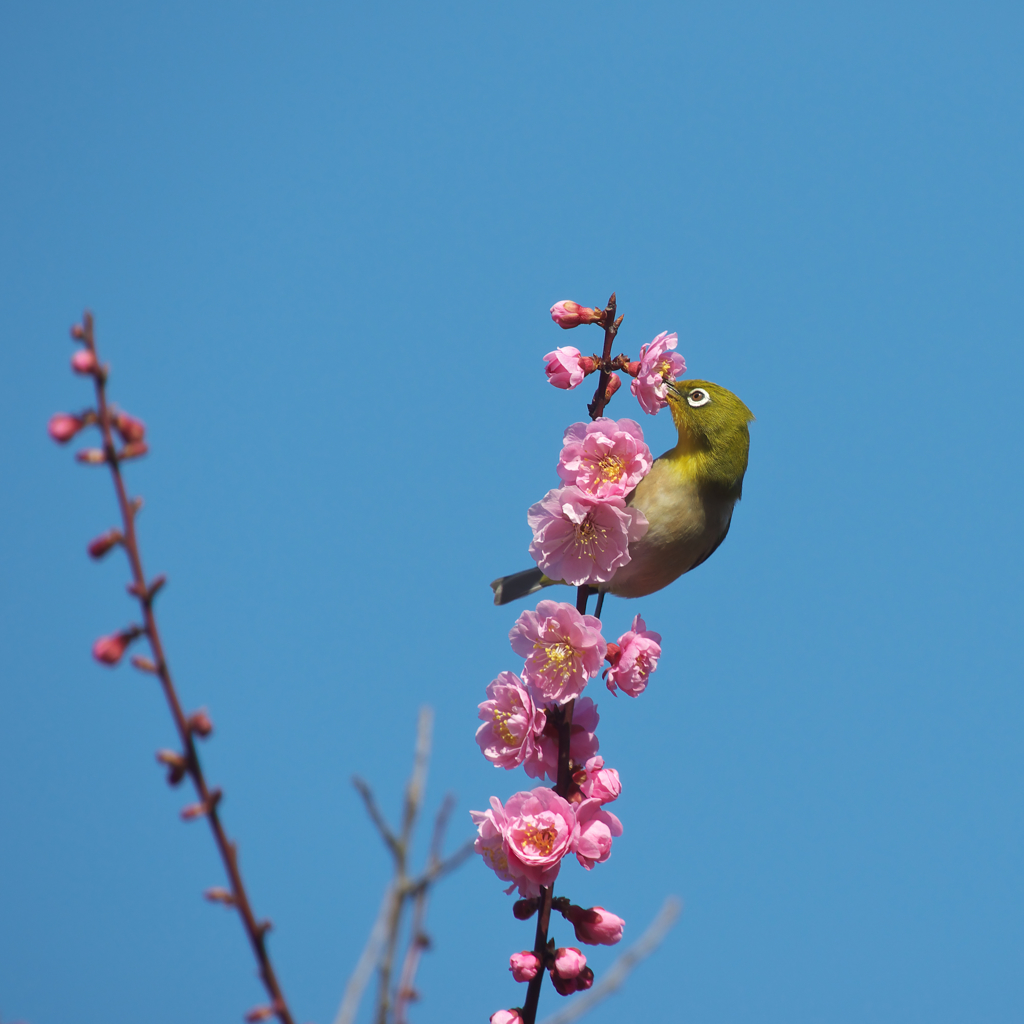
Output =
[
  {"x1": 630, "y1": 331, "x2": 686, "y2": 415},
  {"x1": 490, "y1": 1012, "x2": 524, "y2": 1024},
  {"x1": 510, "y1": 601, "x2": 606, "y2": 704},
  {"x1": 565, "y1": 905, "x2": 625, "y2": 946},
  {"x1": 476, "y1": 672, "x2": 547, "y2": 769},
  {"x1": 502, "y1": 788, "x2": 578, "y2": 895},
  {"x1": 509, "y1": 951, "x2": 541, "y2": 982},
  {"x1": 557, "y1": 418, "x2": 653, "y2": 499},
  {"x1": 71, "y1": 350, "x2": 97, "y2": 374},
  {"x1": 527, "y1": 486, "x2": 647, "y2": 587},
  {"x1": 550, "y1": 300, "x2": 602, "y2": 329},
  {"x1": 48, "y1": 413, "x2": 84, "y2": 443},
  {"x1": 471, "y1": 797, "x2": 516, "y2": 886},
  {"x1": 552, "y1": 947, "x2": 587, "y2": 980},
  {"x1": 605, "y1": 615, "x2": 662, "y2": 697},
  {"x1": 573, "y1": 798, "x2": 622, "y2": 870},
  {"x1": 579, "y1": 756, "x2": 621, "y2": 804},
  {"x1": 523, "y1": 696, "x2": 600, "y2": 782}
]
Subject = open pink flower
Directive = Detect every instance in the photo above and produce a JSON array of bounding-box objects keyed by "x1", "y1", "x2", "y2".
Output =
[
  {"x1": 579, "y1": 755, "x2": 621, "y2": 804},
  {"x1": 471, "y1": 797, "x2": 515, "y2": 886},
  {"x1": 502, "y1": 788, "x2": 578, "y2": 895},
  {"x1": 510, "y1": 601, "x2": 606, "y2": 704},
  {"x1": 565, "y1": 905, "x2": 625, "y2": 946},
  {"x1": 509, "y1": 951, "x2": 541, "y2": 982},
  {"x1": 605, "y1": 615, "x2": 662, "y2": 697},
  {"x1": 523, "y1": 696, "x2": 600, "y2": 782},
  {"x1": 630, "y1": 331, "x2": 686, "y2": 415},
  {"x1": 550, "y1": 300, "x2": 603, "y2": 329},
  {"x1": 557, "y1": 418, "x2": 653, "y2": 499},
  {"x1": 476, "y1": 672, "x2": 547, "y2": 769},
  {"x1": 543, "y1": 346, "x2": 588, "y2": 389},
  {"x1": 527, "y1": 486, "x2": 647, "y2": 586},
  {"x1": 490, "y1": 1012, "x2": 525, "y2": 1024},
  {"x1": 573, "y1": 798, "x2": 623, "y2": 870}
]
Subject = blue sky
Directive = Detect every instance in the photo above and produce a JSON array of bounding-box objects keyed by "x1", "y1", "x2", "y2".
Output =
[{"x1": 2, "y1": 2, "x2": 1023, "y2": 1022}]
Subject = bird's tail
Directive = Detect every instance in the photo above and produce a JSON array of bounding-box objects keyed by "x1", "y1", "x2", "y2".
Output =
[{"x1": 490, "y1": 567, "x2": 554, "y2": 606}]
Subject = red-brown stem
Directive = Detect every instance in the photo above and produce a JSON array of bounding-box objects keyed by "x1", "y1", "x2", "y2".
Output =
[
  {"x1": 587, "y1": 293, "x2": 623, "y2": 420},
  {"x1": 77, "y1": 313, "x2": 296, "y2": 1024}
]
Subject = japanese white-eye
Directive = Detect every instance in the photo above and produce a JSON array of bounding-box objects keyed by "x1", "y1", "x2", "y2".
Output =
[{"x1": 491, "y1": 379, "x2": 754, "y2": 604}]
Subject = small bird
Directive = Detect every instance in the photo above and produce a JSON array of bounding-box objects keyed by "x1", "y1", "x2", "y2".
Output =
[{"x1": 491, "y1": 379, "x2": 754, "y2": 605}]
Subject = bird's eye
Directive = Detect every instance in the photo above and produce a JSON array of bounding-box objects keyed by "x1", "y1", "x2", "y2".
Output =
[{"x1": 686, "y1": 389, "x2": 711, "y2": 407}]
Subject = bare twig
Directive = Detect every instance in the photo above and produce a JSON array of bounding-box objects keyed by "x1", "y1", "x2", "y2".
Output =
[
  {"x1": 334, "y1": 882, "x2": 397, "y2": 1024},
  {"x1": 393, "y1": 793, "x2": 453, "y2": 1024},
  {"x1": 338, "y1": 711, "x2": 473, "y2": 1024},
  {"x1": 374, "y1": 707, "x2": 433, "y2": 1024},
  {"x1": 62, "y1": 312, "x2": 295, "y2": 1024},
  {"x1": 537, "y1": 897, "x2": 682, "y2": 1024},
  {"x1": 353, "y1": 776, "x2": 402, "y2": 862}
]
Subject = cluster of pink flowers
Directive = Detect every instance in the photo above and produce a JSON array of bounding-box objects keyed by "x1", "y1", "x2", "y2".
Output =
[
  {"x1": 480, "y1": 303, "x2": 673, "y2": 1021},
  {"x1": 527, "y1": 418, "x2": 651, "y2": 587}
]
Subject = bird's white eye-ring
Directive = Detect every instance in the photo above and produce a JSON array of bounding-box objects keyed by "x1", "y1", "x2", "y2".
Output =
[{"x1": 686, "y1": 388, "x2": 711, "y2": 407}]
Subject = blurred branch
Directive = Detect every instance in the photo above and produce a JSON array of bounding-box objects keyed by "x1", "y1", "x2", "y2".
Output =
[
  {"x1": 336, "y1": 708, "x2": 472, "y2": 1024},
  {"x1": 334, "y1": 883, "x2": 396, "y2": 1024},
  {"x1": 537, "y1": 897, "x2": 682, "y2": 1024}
]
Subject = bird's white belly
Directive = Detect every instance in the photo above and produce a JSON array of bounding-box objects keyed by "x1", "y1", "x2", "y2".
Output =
[{"x1": 606, "y1": 467, "x2": 734, "y2": 598}]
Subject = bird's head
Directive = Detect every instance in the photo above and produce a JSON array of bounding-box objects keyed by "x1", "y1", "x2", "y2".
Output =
[{"x1": 665, "y1": 380, "x2": 755, "y2": 493}]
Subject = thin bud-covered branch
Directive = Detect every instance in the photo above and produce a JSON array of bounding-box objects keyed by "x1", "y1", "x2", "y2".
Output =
[{"x1": 52, "y1": 312, "x2": 296, "y2": 1024}]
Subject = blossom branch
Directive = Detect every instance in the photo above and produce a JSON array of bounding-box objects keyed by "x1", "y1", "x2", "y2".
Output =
[
  {"x1": 537, "y1": 897, "x2": 681, "y2": 1024},
  {"x1": 520, "y1": 339, "x2": 618, "y2": 1024},
  {"x1": 56, "y1": 312, "x2": 295, "y2": 1024}
]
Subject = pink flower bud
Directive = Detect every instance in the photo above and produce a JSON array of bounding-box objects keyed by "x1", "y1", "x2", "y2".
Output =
[
  {"x1": 113, "y1": 412, "x2": 146, "y2": 443},
  {"x1": 603, "y1": 372, "x2": 621, "y2": 400},
  {"x1": 76, "y1": 448, "x2": 107, "y2": 465},
  {"x1": 188, "y1": 709, "x2": 214, "y2": 738},
  {"x1": 543, "y1": 346, "x2": 587, "y2": 389},
  {"x1": 580, "y1": 756, "x2": 622, "y2": 804},
  {"x1": 550, "y1": 301, "x2": 603, "y2": 329},
  {"x1": 71, "y1": 323, "x2": 86, "y2": 340},
  {"x1": 88, "y1": 529, "x2": 122, "y2": 559},
  {"x1": 552, "y1": 947, "x2": 586, "y2": 980},
  {"x1": 509, "y1": 951, "x2": 541, "y2": 982},
  {"x1": 71, "y1": 350, "x2": 97, "y2": 374},
  {"x1": 131, "y1": 655, "x2": 158, "y2": 673},
  {"x1": 566, "y1": 905, "x2": 625, "y2": 946},
  {"x1": 119, "y1": 441, "x2": 149, "y2": 460},
  {"x1": 92, "y1": 630, "x2": 138, "y2": 665},
  {"x1": 48, "y1": 413, "x2": 84, "y2": 443},
  {"x1": 489, "y1": 1012, "x2": 524, "y2": 1024},
  {"x1": 204, "y1": 887, "x2": 235, "y2": 905},
  {"x1": 244, "y1": 1006, "x2": 275, "y2": 1023}
]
